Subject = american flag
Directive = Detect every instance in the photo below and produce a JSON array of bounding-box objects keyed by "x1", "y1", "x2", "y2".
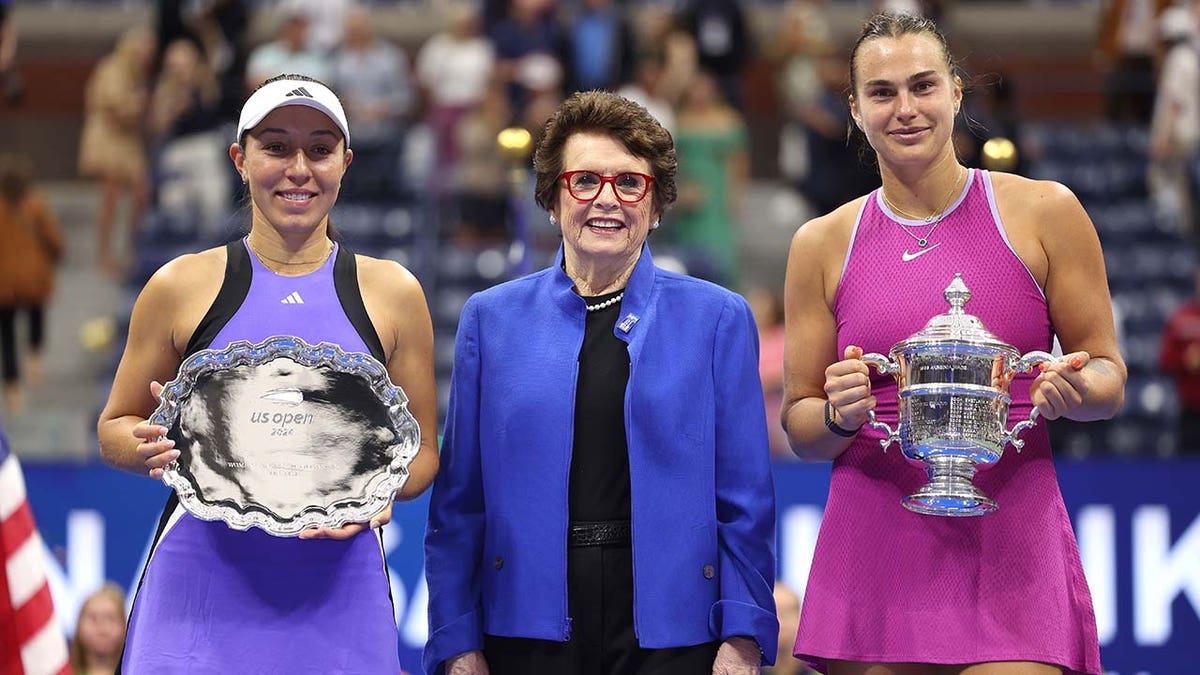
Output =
[{"x1": 0, "y1": 419, "x2": 70, "y2": 675}]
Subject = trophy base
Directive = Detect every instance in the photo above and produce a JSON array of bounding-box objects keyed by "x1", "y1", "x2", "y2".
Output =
[{"x1": 902, "y1": 456, "x2": 997, "y2": 517}]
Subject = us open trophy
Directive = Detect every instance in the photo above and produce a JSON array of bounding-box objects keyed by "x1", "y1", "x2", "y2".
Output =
[
  {"x1": 861, "y1": 274, "x2": 1054, "y2": 517},
  {"x1": 148, "y1": 335, "x2": 421, "y2": 536}
]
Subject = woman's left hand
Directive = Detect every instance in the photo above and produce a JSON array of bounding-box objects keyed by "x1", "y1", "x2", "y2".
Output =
[
  {"x1": 1030, "y1": 351, "x2": 1090, "y2": 420},
  {"x1": 297, "y1": 501, "x2": 394, "y2": 540},
  {"x1": 712, "y1": 636, "x2": 760, "y2": 674}
]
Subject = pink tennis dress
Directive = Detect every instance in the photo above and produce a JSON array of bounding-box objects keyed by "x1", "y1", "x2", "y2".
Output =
[{"x1": 793, "y1": 169, "x2": 1102, "y2": 673}]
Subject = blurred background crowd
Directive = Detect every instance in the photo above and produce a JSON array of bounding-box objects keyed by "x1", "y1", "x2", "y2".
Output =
[
  {"x1": 5, "y1": 0, "x2": 1195, "y2": 462},
  {"x1": 2, "y1": 0, "x2": 1199, "y2": 672},
  {"x1": 3, "y1": 0, "x2": 1200, "y2": 459}
]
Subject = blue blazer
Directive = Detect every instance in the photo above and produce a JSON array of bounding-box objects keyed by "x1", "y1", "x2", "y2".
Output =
[{"x1": 423, "y1": 245, "x2": 778, "y2": 674}]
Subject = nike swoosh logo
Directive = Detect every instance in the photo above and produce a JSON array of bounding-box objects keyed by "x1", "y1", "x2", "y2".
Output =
[{"x1": 902, "y1": 243, "x2": 942, "y2": 262}]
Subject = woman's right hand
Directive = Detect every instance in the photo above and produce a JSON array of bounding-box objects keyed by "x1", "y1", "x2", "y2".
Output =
[
  {"x1": 446, "y1": 650, "x2": 489, "y2": 675},
  {"x1": 823, "y1": 345, "x2": 875, "y2": 431},
  {"x1": 132, "y1": 381, "x2": 177, "y2": 480}
]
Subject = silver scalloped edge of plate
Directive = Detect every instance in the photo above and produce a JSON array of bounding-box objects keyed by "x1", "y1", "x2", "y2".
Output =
[{"x1": 148, "y1": 335, "x2": 421, "y2": 536}]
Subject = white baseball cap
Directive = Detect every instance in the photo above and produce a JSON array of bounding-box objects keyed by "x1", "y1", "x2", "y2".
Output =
[{"x1": 236, "y1": 77, "x2": 351, "y2": 148}]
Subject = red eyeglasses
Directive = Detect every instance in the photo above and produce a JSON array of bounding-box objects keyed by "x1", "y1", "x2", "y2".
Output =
[{"x1": 559, "y1": 170, "x2": 655, "y2": 203}]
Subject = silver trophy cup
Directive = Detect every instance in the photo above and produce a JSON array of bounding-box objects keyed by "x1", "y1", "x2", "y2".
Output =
[{"x1": 861, "y1": 274, "x2": 1053, "y2": 516}]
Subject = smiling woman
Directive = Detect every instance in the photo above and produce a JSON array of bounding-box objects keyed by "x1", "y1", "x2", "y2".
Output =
[
  {"x1": 424, "y1": 90, "x2": 778, "y2": 675},
  {"x1": 95, "y1": 74, "x2": 439, "y2": 673},
  {"x1": 232, "y1": 93, "x2": 350, "y2": 247},
  {"x1": 781, "y1": 13, "x2": 1126, "y2": 675}
]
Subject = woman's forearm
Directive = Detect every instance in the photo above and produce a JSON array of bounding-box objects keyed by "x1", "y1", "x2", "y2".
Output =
[
  {"x1": 783, "y1": 397, "x2": 856, "y2": 462},
  {"x1": 98, "y1": 414, "x2": 151, "y2": 475},
  {"x1": 1067, "y1": 357, "x2": 1127, "y2": 421}
]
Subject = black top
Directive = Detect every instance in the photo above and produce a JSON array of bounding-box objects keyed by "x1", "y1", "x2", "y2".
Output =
[{"x1": 568, "y1": 289, "x2": 632, "y2": 521}]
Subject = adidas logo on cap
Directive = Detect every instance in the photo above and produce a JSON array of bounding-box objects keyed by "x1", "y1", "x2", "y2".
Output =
[{"x1": 285, "y1": 87, "x2": 313, "y2": 98}]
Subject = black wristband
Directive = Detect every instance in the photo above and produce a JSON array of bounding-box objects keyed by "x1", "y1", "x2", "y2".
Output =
[{"x1": 824, "y1": 400, "x2": 860, "y2": 437}]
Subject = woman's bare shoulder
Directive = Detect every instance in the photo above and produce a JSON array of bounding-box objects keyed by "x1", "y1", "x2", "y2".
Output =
[
  {"x1": 989, "y1": 170, "x2": 1092, "y2": 242},
  {"x1": 141, "y1": 246, "x2": 228, "y2": 300},
  {"x1": 354, "y1": 254, "x2": 431, "y2": 356},
  {"x1": 989, "y1": 171, "x2": 1081, "y2": 214},
  {"x1": 355, "y1": 254, "x2": 422, "y2": 298},
  {"x1": 355, "y1": 254, "x2": 428, "y2": 321},
  {"x1": 124, "y1": 246, "x2": 228, "y2": 355},
  {"x1": 791, "y1": 195, "x2": 868, "y2": 252},
  {"x1": 150, "y1": 243, "x2": 226, "y2": 283}
]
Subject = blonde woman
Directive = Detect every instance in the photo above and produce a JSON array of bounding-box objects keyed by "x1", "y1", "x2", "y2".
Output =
[
  {"x1": 68, "y1": 584, "x2": 127, "y2": 675},
  {"x1": 77, "y1": 27, "x2": 155, "y2": 276}
]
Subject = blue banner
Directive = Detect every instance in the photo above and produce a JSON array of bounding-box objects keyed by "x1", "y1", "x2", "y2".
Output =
[{"x1": 21, "y1": 459, "x2": 1199, "y2": 674}]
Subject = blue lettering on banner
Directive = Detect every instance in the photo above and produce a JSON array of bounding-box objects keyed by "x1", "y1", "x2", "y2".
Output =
[{"x1": 21, "y1": 460, "x2": 1200, "y2": 674}]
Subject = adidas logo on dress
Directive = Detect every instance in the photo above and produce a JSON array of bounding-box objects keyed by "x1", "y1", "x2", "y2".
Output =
[
  {"x1": 281, "y1": 291, "x2": 305, "y2": 304},
  {"x1": 285, "y1": 87, "x2": 313, "y2": 98}
]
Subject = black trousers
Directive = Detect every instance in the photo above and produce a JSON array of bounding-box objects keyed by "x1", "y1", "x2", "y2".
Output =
[
  {"x1": 1178, "y1": 408, "x2": 1200, "y2": 455},
  {"x1": 484, "y1": 544, "x2": 719, "y2": 675},
  {"x1": 0, "y1": 305, "x2": 45, "y2": 384}
]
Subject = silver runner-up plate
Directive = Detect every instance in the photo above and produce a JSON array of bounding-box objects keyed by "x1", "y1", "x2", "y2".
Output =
[{"x1": 149, "y1": 335, "x2": 421, "y2": 536}]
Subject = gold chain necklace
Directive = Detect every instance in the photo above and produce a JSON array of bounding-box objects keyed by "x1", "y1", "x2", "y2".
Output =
[
  {"x1": 248, "y1": 239, "x2": 334, "y2": 270},
  {"x1": 880, "y1": 168, "x2": 967, "y2": 248}
]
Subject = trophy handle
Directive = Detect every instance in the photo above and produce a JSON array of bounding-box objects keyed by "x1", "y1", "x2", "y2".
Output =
[
  {"x1": 866, "y1": 409, "x2": 900, "y2": 451},
  {"x1": 861, "y1": 352, "x2": 898, "y2": 376},
  {"x1": 1013, "y1": 350, "x2": 1056, "y2": 373},
  {"x1": 1001, "y1": 406, "x2": 1041, "y2": 453},
  {"x1": 1002, "y1": 350, "x2": 1055, "y2": 452},
  {"x1": 861, "y1": 353, "x2": 899, "y2": 451}
]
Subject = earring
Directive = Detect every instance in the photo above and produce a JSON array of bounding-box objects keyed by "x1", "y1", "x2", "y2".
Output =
[
  {"x1": 549, "y1": 214, "x2": 557, "y2": 225},
  {"x1": 650, "y1": 220, "x2": 660, "y2": 230}
]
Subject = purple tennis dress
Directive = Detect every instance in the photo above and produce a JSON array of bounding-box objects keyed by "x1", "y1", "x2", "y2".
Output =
[
  {"x1": 794, "y1": 170, "x2": 1102, "y2": 673},
  {"x1": 120, "y1": 240, "x2": 401, "y2": 674}
]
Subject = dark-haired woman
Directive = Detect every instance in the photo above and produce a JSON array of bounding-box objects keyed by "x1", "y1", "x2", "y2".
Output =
[
  {"x1": 425, "y1": 90, "x2": 778, "y2": 675},
  {"x1": 97, "y1": 75, "x2": 438, "y2": 673},
  {"x1": 782, "y1": 14, "x2": 1125, "y2": 675}
]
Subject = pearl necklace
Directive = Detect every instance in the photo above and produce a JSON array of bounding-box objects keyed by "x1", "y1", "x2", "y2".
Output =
[
  {"x1": 586, "y1": 292, "x2": 624, "y2": 312},
  {"x1": 880, "y1": 168, "x2": 966, "y2": 248}
]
